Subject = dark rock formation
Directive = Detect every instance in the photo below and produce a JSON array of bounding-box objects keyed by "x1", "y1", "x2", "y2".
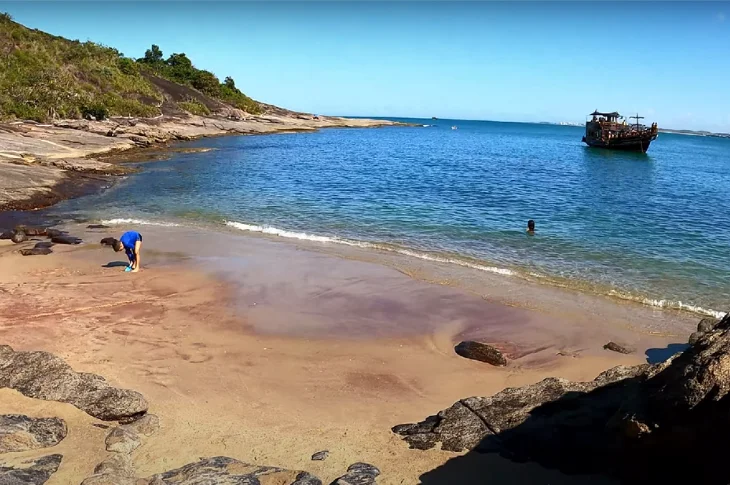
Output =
[
  {"x1": 105, "y1": 426, "x2": 141, "y2": 454},
  {"x1": 0, "y1": 414, "x2": 67, "y2": 452},
  {"x1": 689, "y1": 316, "x2": 722, "y2": 344},
  {"x1": 688, "y1": 331, "x2": 704, "y2": 345},
  {"x1": 45, "y1": 229, "x2": 65, "y2": 238},
  {"x1": 0, "y1": 231, "x2": 13, "y2": 240},
  {"x1": 144, "y1": 457, "x2": 322, "y2": 485},
  {"x1": 697, "y1": 317, "x2": 720, "y2": 333},
  {"x1": 87, "y1": 224, "x2": 110, "y2": 229},
  {"x1": 331, "y1": 463, "x2": 380, "y2": 485},
  {"x1": 14, "y1": 225, "x2": 47, "y2": 236},
  {"x1": 454, "y1": 341, "x2": 507, "y2": 366},
  {"x1": 0, "y1": 454, "x2": 62, "y2": 484},
  {"x1": 50, "y1": 235, "x2": 82, "y2": 245},
  {"x1": 311, "y1": 450, "x2": 329, "y2": 461},
  {"x1": 10, "y1": 231, "x2": 26, "y2": 244},
  {"x1": 603, "y1": 341, "x2": 634, "y2": 354},
  {"x1": 0, "y1": 345, "x2": 148, "y2": 421},
  {"x1": 394, "y1": 312, "x2": 730, "y2": 484},
  {"x1": 34, "y1": 241, "x2": 54, "y2": 249},
  {"x1": 20, "y1": 248, "x2": 52, "y2": 256}
]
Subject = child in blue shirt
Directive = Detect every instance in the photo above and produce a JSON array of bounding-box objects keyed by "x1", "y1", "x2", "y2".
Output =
[{"x1": 113, "y1": 231, "x2": 142, "y2": 272}]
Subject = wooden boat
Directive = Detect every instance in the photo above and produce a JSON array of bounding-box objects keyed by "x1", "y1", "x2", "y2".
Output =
[{"x1": 582, "y1": 111, "x2": 658, "y2": 152}]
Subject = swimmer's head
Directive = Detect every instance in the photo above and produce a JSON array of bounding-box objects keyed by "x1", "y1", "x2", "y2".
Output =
[{"x1": 527, "y1": 220, "x2": 535, "y2": 232}]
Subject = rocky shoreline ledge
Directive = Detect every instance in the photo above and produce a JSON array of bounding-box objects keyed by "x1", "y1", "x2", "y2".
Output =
[{"x1": 0, "y1": 112, "x2": 404, "y2": 212}]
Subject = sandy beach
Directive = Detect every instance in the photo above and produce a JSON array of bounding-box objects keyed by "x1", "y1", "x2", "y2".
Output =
[{"x1": 0, "y1": 223, "x2": 697, "y2": 484}]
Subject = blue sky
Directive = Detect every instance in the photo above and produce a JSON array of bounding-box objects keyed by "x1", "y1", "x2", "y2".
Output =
[{"x1": 2, "y1": 1, "x2": 729, "y2": 131}]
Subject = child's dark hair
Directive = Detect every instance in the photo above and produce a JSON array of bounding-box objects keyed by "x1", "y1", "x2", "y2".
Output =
[{"x1": 527, "y1": 220, "x2": 535, "y2": 231}]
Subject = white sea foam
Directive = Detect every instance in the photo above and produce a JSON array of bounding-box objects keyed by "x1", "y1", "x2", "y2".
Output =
[
  {"x1": 225, "y1": 220, "x2": 516, "y2": 276},
  {"x1": 607, "y1": 290, "x2": 726, "y2": 319},
  {"x1": 101, "y1": 218, "x2": 181, "y2": 227}
]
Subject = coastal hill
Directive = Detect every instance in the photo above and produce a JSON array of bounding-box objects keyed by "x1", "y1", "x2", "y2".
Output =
[
  {"x1": 0, "y1": 12, "x2": 266, "y2": 121},
  {"x1": 0, "y1": 13, "x2": 399, "y2": 211}
]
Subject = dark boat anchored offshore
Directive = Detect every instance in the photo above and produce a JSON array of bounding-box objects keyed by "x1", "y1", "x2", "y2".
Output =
[{"x1": 582, "y1": 111, "x2": 658, "y2": 152}]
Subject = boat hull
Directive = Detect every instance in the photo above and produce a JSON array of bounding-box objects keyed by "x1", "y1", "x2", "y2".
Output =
[{"x1": 582, "y1": 135, "x2": 657, "y2": 153}]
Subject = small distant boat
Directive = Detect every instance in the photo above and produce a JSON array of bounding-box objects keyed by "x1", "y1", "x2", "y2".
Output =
[
  {"x1": 451, "y1": 126, "x2": 457, "y2": 130},
  {"x1": 582, "y1": 111, "x2": 658, "y2": 152},
  {"x1": 431, "y1": 116, "x2": 438, "y2": 120}
]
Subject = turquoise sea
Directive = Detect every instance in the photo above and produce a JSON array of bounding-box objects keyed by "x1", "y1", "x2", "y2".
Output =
[{"x1": 53, "y1": 119, "x2": 730, "y2": 317}]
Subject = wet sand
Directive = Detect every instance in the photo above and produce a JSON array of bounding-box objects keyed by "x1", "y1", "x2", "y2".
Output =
[{"x1": 0, "y1": 224, "x2": 696, "y2": 484}]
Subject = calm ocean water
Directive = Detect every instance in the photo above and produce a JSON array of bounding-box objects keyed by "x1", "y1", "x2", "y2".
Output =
[{"x1": 54, "y1": 119, "x2": 730, "y2": 316}]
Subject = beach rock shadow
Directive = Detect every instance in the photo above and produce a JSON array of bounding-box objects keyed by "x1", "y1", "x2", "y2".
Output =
[
  {"x1": 645, "y1": 343, "x2": 689, "y2": 364},
  {"x1": 103, "y1": 261, "x2": 129, "y2": 268}
]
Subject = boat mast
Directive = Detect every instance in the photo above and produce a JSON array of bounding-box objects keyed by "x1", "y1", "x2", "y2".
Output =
[{"x1": 630, "y1": 113, "x2": 644, "y2": 130}]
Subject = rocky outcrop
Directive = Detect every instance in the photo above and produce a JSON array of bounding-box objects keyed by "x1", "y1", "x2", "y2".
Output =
[
  {"x1": 144, "y1": 457, "x2": 322, "y2": 485},
  {"x1": 454, "y1": 341, "x2": 507, "y2": 366},
  {"x1": 0, "y1": 415, "x2": 67, "y2": 452},
  {"x1": 10, "y1": 231, "x2": 26, "y2": 244},
  {"x1": 0, "y1": 454, "x2": 62, "y2": 484},
  {"x1": 0, "y1": 345, "x2": 148, "y2": 421},
  {"x1": 395, "y1": 313, "x2": 730, "y2": 484},
  {"x1": 331, "y1": 463, "x2": 380, "y2": 485}
]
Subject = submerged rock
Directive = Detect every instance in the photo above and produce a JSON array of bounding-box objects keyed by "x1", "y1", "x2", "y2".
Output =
[
  {"x1": 0, "y1": 345, "x2": 148, "y2": 421},
  {"x1": 87, "y1": 224, "x2": 110, "y2": 229},
  {"x1": 0, "y1": 414, "x2": 67, "y2": 452},
  {"x1": 0, "y1": 231, "x2": 13, "y2": 240},
  {"x1": 395, "y1": 313, "x2": 730, "y2": 484},
  {"x1": 144, "y1": 456, "x2": 322, "y2": 485},
  {"x1": 603, "y1": 341, "x2": 634, "y2": 354},
  {"x1": 20, "y1": 248, "x2": 52, "y2": 256},
  {"x1": 454, "y1": 341, "x2": 507, "y2": 366},
  {"x1": 332, "y1": 463, "x2": 380, "y2": 485},
  {"x1": 0, "y1": 454, "x2": 62, "y2": 484}
]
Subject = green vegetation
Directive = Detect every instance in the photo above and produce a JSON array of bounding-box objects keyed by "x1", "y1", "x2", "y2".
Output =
[
  {"x1": 178, "y1": 99, "x2": 211, "y2": 117},
  {"x1": 0, "y1": 14, "x2": 259, "y2": 121},
  {"x1": 137, "y1": 45, "x2": 260, "y2": 114}
]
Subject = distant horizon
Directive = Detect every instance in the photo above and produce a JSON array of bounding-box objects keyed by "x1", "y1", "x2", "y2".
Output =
[
  {"x1": 3, "y1": 1, "x2": 729, "y2": 132},
  {"x1": 338, "y1": 115, "x2": 729, "y2": 133}
]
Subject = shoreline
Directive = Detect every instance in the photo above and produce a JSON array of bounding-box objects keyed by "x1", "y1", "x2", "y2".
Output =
[
  {"x1": 0, "y1": 112, "x2": 406, "y2": 212},
  {"x1": 0, "y1": 222, "x2": 694, "y2": 484}
]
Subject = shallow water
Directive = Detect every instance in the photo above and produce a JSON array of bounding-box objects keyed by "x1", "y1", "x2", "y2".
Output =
[{"x1": 53, "y1": 119, "x2": 730, "y2": 316}]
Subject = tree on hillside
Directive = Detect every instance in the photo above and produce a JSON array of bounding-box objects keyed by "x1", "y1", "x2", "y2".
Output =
[
  {"x1": 0, "y1": 12, "x2": 12, "y2": 22},
  {"x1": 224, "y1": 76, "x2": 236, "y2": 89},
  {"x1": 142, "y1": 44, "x2": 163, "y2": 64}
]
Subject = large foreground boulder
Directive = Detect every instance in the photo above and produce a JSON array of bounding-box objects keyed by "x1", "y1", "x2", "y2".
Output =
[
  {"x1": 394, "y1": 312, "x2": 730, "y2": 484},
  {"x1": 0, "y1": 345, "x2": 147, "y2": 421}
]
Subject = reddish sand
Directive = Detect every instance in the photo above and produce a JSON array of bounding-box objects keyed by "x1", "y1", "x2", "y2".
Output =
[{"x1": 0, "y1": 225, "x2": 696, "y2": 484}]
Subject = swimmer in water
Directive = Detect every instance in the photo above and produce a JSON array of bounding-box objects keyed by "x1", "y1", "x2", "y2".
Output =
[{"x1": 527, "y1": 220, "x2": 535, "y2": 235}]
